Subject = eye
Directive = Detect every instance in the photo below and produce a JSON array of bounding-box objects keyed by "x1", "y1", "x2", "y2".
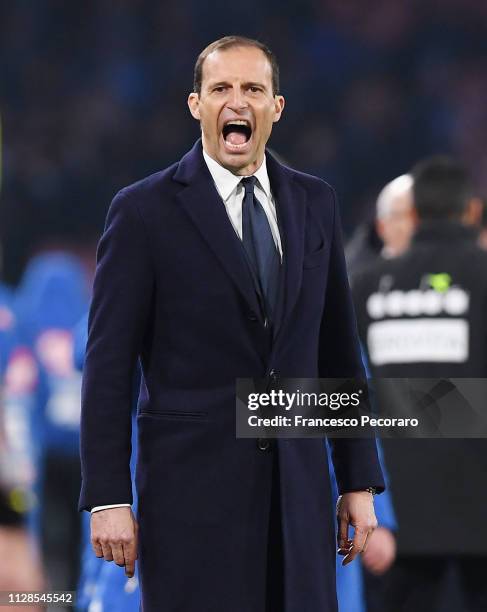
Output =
[
  {"x1": 213, "y1": 86, "x2": 227, "y2": 93},
  {"x1": 248, "y1": 86, "x2": 262, "y2": 93}
]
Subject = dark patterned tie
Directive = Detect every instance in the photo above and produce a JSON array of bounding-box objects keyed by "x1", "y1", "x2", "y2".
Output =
[{"x1": 241, "y1": 176, "x2": 281, "y2": 323}]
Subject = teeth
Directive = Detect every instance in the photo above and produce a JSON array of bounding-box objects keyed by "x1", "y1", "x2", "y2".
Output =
[
  {"x1": 225, "y1": 140, "x2": 249, "y2": 149},
  {"x1": 225, "y1": 119, "x2": 249, "y2": 127}
]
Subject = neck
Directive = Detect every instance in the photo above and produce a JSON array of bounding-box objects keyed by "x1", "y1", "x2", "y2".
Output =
[{"x1": 231, "y1": 156, "x2": 264, "y2": 176}]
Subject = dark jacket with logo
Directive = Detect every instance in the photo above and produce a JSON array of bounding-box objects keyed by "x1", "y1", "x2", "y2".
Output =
[{"x1": 352, "y1": 221, "x2": 487, "y2": 555}]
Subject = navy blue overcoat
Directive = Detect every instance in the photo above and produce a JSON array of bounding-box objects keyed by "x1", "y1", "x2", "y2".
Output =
[{"x1": 79, "y1": 140, "x2": 384, "y2": 611}]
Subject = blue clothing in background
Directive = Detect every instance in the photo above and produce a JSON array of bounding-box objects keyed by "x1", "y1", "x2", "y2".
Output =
[
  {"x1": 0, "y1": 283, "x2": 17, "y2": 373},
  {"x1": 14, "y1": 252, "x2": 89, "y2": 455}
]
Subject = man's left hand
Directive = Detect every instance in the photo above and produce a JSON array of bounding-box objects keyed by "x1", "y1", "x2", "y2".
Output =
[{"x1": 336, "y1": 491, "x2": 378, "y2": 566}]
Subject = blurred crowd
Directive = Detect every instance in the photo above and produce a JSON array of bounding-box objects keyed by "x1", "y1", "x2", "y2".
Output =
[
  {"x1": 2, "y1": 1, "x2": 487, "y2": 611},
  {"x1": 1, "y1": 0, "x2": 487, "y2": 282}
]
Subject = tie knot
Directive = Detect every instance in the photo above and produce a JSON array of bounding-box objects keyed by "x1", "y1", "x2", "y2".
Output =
[{"x1": 241, "y1": 176, "x2": 258, "y2": 194}]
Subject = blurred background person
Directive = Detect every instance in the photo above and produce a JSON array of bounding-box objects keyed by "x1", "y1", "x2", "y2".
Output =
[
  {"x1": 352, "y1": 156, "x2": 487, "y2": 612},
  {"x1": 375, "y1": 174, "x2": 415, "y2": 260},
  {"x1": 346, "y1": 174, "x2": 415, "y2": 276}
]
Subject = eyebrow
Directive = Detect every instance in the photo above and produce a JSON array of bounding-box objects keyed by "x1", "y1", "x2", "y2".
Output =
[
  {"x1": 207, "y1": 81, "x2": 230, "y2": 89},
  {"x1": 207, "y1": 80, "x2": 269, "y2": 91},
  {"x1": 245, "y1": 81, "x2": 268, "y2": 90}
]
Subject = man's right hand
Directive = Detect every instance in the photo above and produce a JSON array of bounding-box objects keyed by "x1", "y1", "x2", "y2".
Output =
[{"x1": 90, "y1": 506, "x2": 138, "y2": 577}]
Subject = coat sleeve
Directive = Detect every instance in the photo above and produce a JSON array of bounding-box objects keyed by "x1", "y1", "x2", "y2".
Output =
[
  {"x1": 318, "y1": 186, "x2": 385, "y2": 495},
  {"x1": 78, "y1": 189, "x2": 154, "y2": 511}
]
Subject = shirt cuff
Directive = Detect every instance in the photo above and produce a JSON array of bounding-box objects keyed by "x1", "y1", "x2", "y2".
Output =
[{"x1": 90, "y1": 503, "x2": 131, "y2": 513}]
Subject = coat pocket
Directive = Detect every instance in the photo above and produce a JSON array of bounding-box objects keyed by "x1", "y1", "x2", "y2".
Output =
[{"x1": 303, "y1": 244, "x2": 327, "y2": 269}]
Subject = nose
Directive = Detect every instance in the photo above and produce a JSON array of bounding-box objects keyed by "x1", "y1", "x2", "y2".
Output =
[{"x1": 226, "y1": 87, "x2": 248, "y2": 111}]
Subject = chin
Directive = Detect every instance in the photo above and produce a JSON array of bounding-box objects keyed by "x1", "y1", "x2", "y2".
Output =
[{"x1": 219, "y1": 151, "x2": 253, "y2": 171}]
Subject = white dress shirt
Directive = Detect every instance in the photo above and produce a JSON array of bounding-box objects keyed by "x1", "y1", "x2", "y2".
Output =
[
  {"x1": 202, "y1": 149, "x2": 283, "y2": 258},
  {"x1": 91, "y1": 149, "x2": 282, "y2": 513}
]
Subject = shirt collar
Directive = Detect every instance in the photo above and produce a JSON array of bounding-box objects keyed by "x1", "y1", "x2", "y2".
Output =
[{"x1": 202, "y1": 148, "x2": 272, "y2": 201}]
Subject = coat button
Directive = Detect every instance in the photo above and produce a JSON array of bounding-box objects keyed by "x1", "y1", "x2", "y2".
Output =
[
  {"x1": 248, "y1": 311, "x2": 258, "y2": 321},
  {"x1": 257, "y1": 438, "x2": 270, "y2": 451},
  {"x1": 269, "y1": 369, "x2": 278, "y2": 382}
]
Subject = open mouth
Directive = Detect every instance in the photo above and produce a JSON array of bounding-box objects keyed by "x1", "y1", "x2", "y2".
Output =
[{"x1": 221, "y1": 120, "x2": 252, "y2": 150}]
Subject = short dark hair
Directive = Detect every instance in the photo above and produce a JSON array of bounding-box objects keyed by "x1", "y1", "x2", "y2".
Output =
[
  {"x1": 193, "y1": 35, "x2": 280, "y2": 96},
  {"x1": 412, "y1": 156, "x2": 472, "y2": 220}
]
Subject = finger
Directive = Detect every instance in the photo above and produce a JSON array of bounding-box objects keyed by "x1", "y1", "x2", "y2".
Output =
[
  {"x1": 353, "y1": 528, "x2": 369, "y2": 556},
  {"x1": 337, "y1": 539, "x2": 353, "y2": 555},
  {"x1": 123, "y1": 541, "x2": 137, "y2": 578},
  {"x1": 343, "y1": 527, "x2": 367, "y2": 565},
  {"x1": 337, "y1": 517, "x2": 349, "y2": 549},
  {"x1": 91, "y1": 539, "x2": 103, "y2": 558},
  {"x1": 100, "y1": 541, "x2": 114, "y2": 562},
  {"x1": 111, "y1": 542, "x2": 125, "y2": 567}
]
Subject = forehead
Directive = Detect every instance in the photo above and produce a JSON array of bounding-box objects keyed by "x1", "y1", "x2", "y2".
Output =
[
  {"x1": 202, "y1": 46, "x2": 273, "y2": 86},
  {"x1": 386, "y1": 194, "x2": 412, "y2": 218}
]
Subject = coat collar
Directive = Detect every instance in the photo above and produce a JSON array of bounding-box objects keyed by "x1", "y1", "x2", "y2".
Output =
[
  {"x1": 202, "y1": 148, "x2": 272, "y2": 202},
  {"x1": 173, "y1": 140, "x2": 307, "y2": 339}
]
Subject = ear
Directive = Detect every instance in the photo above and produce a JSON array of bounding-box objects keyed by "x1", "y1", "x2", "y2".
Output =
[
  {"x1": 187, "y1": 93, "x2": 201, "y2": 120},
  {"x1": 272, "y1": 95, "x2": 285, "y2": 123},
  {"x1": 375, "y1": 218, "x2": 385, "y2": 242},
  {"x1": 462, "y1": 197, "x2": 483, "y2": 226}
]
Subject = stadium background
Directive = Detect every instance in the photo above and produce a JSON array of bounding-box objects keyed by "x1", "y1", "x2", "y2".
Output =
[{"x1": 1, "y1": 0, "x2": 487, "y2": 282}]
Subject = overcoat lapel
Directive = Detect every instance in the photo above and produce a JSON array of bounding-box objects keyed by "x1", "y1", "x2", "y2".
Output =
[
  {"x1": 265, "y1": 152, "x2": 307, "y2": 340},
  {"x1": 173, "y1": 141, "x2": 308, "y2": 338},
  {"x1": 173, "y1": 141, "x2": 264, "y2": 322}
]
